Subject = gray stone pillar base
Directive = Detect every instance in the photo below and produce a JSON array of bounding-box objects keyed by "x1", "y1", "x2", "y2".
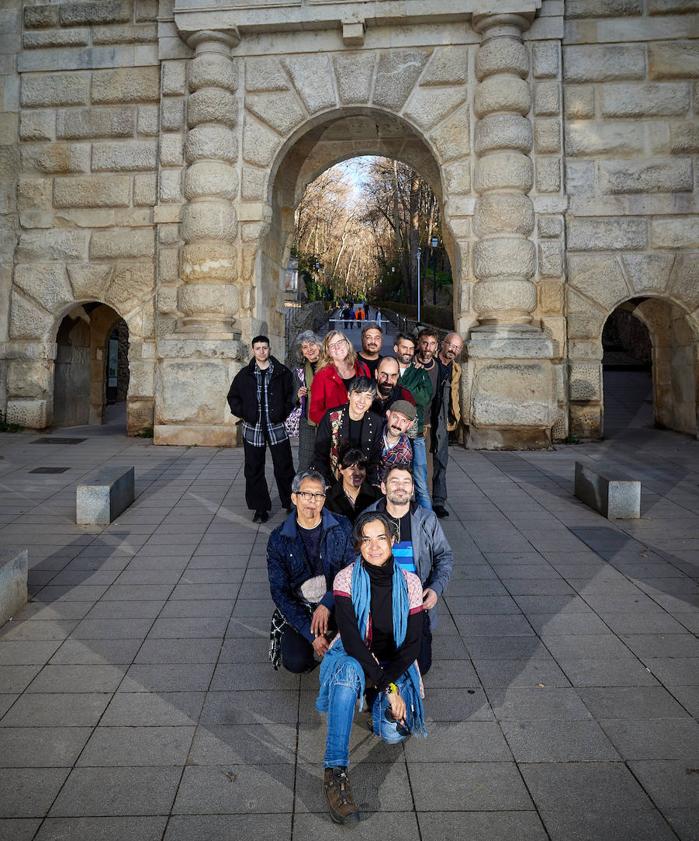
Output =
[
  {"x1": 466, "y1": 326, "x2": 557, "y2": 450},
  {"x1": 153, "y1": 335, "x2": 242, "y2": 447}
]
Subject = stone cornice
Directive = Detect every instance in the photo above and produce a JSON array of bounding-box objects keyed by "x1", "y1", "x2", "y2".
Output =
[{"x1": 174, "y1": 0, "x2": 541, "y2": 41}]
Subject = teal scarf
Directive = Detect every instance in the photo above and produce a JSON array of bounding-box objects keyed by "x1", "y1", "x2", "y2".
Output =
[{"x1": 316, "y1": 559, "x2": 426, "y2": 736}]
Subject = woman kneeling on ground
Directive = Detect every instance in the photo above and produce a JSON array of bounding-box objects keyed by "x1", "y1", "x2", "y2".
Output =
[{"x1": 316, "y1": 511, "x2": 427, "y2": 825}]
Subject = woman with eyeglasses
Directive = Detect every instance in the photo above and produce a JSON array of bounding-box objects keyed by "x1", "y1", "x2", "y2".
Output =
[
  {"x1": 308, "y1": 331, "x2": 370, "y2": 426},
  {"x1": 316, "y1": 511, "x2": 427, "y2": 825}
]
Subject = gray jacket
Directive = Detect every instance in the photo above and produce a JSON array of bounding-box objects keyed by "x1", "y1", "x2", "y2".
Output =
[{"x1": 364, "y1": 499, "x2": 453, "y2": 627}]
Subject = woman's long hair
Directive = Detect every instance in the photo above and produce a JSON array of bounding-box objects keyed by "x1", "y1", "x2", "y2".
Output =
[{"x1": 316, "y1": 330, "x2": 358, "y2": 373}]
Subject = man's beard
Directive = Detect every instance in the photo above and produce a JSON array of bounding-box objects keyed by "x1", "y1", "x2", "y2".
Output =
[{"x1": 378, "y1": 384, "x2": 392, "y2": 397}]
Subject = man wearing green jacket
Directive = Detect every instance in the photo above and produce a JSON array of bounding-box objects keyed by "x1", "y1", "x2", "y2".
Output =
[{"x1": 394, "y1": 333, "x2": 434, "y2": 509}]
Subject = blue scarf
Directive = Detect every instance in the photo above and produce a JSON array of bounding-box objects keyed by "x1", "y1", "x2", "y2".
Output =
[{"x1": 316, "y1": 558, "x2": 426, "y2": 736}]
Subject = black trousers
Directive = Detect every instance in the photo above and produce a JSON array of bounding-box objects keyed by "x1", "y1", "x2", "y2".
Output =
[
  {"x1": 280, "y1": 624, "x2": 317, "y2": 673},
  {"x1": 243, "y1": 437, "x2": 295, "y2": 512},
  {"x1": 418, "y1": 612, "x2": 433, "y2": 676}
]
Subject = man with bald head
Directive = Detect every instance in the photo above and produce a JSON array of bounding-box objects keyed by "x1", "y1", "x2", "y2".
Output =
[
  {"x1": 371, "y1": 356, "x2": 415, "y2": 418},
  {"x1": 431, "y1": 332, "x2": 463, "y2": 519}
]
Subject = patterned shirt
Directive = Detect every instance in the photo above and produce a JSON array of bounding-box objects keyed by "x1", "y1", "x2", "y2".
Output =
[
  {"x1": 242, "y1": 361, "x2": 289, "y2": 447},
  {"x1": 379, "y1": 433, "x2": 413, "y2": 477}
]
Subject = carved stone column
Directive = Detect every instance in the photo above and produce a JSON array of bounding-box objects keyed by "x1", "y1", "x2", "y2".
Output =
[
  {"x1": 472, "y1": 12, "x2": 536, "y2": 325},
  {"x1": 154, "y1": 29, "x2": 242, "y2": 447},
  {"x1": 466, "y1": 12, "x2": 556, "y2": 449},
  {"x1": 180, "y1": 30, "x2": 240, "y2": 333}
]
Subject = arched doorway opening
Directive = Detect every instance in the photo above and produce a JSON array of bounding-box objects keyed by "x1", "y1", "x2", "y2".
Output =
[
  {"x1": 258, "y1": 109, "x2": 460, "y2": 350},
  {"x1": 601, "y1": 297, "x2": 698, "y2": 438},
  {"x1": 54, "y1": 303, "x2": 129, "y2": 429}
]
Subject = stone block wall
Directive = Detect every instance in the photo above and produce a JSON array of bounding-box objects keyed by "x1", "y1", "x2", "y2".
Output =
[
  {"x1": 4, "y1": 0, "x2": 159, "y2": 429},
  {"x1": 563, "y1": 0, "x2": 699, "y2": 438}
]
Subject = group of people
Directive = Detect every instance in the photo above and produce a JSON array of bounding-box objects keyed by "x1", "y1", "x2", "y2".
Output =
[
  {"x1": 225, "y1": 321, "x2": 464, "y2": 825},
  {"x1": 339, "y1": 300, "x2": 380, "y2": 329},
  {"x1": 226, "y1": 323, "x2": 463, "y2": 522}
]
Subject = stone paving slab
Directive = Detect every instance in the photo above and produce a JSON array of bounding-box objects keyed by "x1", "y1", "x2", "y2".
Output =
[{"x1": 0, "y1": 423, "x2": 697, "y2": 839}]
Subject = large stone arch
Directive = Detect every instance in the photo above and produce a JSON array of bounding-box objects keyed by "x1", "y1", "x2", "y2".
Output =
[
  {"x1": 255, "y1": 106, "x2": 466, "y2": 347},
  {"x1": 567, "y1": 252, "x2": 699, "y2": 439}
]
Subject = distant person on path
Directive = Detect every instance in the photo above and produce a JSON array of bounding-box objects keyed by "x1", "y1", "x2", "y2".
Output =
[
  {"x1": 312, "y1": 377, "x2": 383, "y2": 487},
  {"x1": 358, "y1": 324, "x2": 384, "y2": 378},
  {"x1": 324, "y1": 447, "x2": 381, "y2": 524},
  {"x1": 309, "y1": 331, "x2": 370, "y2": 425},
  {"x1": 317, "y1": 511, "x2": 427, "y2": 825},
  {"x1": 227, "y1": 335, "x2": 295, "y2": 523},
  {"x1": 365, "y1": 465, "x2": 453, "y2": 676},
  {"x1": 342, "y1": 305, "x2": 352, "y2": 330},
  {"x1": 394, "y1": 333, "x2": 434, "y2": 510},
  {"x1": 267, "y1": 470, "x2": 354, "y2": 673},
  {"x1": 291, "y1": 330, "x2": 322, "y2": 472},
  {"x1": 430, "y1": 332, "x2": 463, "y2": 519},
  {"x1": 371, "y1": 356, "x2": 416, "y2": 418},
  {"x1": 380, "y1": 401, "x2": 415, "y2": 477}
]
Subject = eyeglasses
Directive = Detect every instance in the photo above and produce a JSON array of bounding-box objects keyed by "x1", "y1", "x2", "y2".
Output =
[
  {"x1": 328, "y1": 340, "x2": 347, "y2": 350},
  {"x1": 295, "y1": 491, "x2": 326, "y2": 502},
  {"x1": 360, "y1": 534, "x2": 389, "y2": 545}
]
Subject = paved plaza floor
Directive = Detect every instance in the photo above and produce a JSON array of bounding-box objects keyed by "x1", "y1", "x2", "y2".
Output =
[{"x1": 0, "y1": 400, "x2": 697, "y2": 840}]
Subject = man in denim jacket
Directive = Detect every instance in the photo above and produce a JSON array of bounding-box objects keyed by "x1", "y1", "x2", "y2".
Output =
[{"x1": 267, "y1": 470, "x2": 355, "y2": 673}]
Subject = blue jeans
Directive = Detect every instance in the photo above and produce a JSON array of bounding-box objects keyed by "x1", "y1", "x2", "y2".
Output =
[
  {"x1": 412, "y1": 435, "x2": 432, "y2": 510},
  {"x1": 323, "y1": 657, "x2": 409, "y2": 768}
]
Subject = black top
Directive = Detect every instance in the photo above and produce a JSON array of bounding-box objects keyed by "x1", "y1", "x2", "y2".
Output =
[
  {"x1": 432, "y1": 357, "x2": 452, "y2": 425},
  {"x1": 325, "y1": 482, "x2": 381, "y2": 524},
  {"x1": 342, "y1": 373, "x2": 356, "y2": 392},
  {"x1": 359, "y1": 355, "x2": 381, "y2": 378},
  {"x1": 227, "y1": 355, "x2": 294, "y2": 426},
  {"x1": 298, "y1": 521, "x2": 323, "y2": 576},
  {"x1": 348, "y1": 417, "x2": 363, "y2": 448},
  {"x1": 421, "y1": 359, "x2": 438, "y2": 420},
  {"x1": 335, "y1": 557, "x2": 423, "y2": 691}
]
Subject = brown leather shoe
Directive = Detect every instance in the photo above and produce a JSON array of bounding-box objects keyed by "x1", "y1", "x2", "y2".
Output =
[{"x1": 324, "y1": 766, "x2": 360, "y2": 825}]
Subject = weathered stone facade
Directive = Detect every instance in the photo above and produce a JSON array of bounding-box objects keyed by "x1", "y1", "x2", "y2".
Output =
[{"x1": 0, "y1": 0, "x2": 697, "y2": 446}]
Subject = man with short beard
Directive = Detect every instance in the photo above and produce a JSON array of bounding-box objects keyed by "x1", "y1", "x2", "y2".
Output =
[
  {"x1": 430, "y1": 332, "x2": 463, "y2": 519},
  {"x1": 371, "y1": 356, "x2": 415, "y2": 418},
  {"x1": 394, "y1": 333, "x2": 434, "y2": 510},
  {"x1": 379, "y1": 400, "x2": 414, "y2": 477},
  {"x1": 358, "y1": 325, "x2": 384, "y2": 377},
  {"x1": 364, "y1": 464, "x2": 453, "y2": 675}
]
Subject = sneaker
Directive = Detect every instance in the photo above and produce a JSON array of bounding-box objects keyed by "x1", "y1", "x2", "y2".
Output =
[
  {"x1": 324, "y1": 766, "x2": 360, "y2": 825},
  {"x1": 433, "y1": 505, "x2": 449, "y2": 519}
]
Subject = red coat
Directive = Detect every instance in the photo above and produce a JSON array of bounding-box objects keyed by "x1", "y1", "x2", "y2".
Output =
[{"x1": 309, "y1": 359, "x2": 370, "y2": 425}]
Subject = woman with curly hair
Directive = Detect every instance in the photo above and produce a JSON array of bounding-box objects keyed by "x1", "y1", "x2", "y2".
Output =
[
  {"x1": 308, "y1": 330, "x2": 370, "y2": 425},
  {"x1": 289, "y1": 330, "x2": 323, "y2": 472}
]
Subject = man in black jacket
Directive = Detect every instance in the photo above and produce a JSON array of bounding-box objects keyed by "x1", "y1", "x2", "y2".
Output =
[{"x1": 227, "y1": 335, "x2": 295, "y2": 522}]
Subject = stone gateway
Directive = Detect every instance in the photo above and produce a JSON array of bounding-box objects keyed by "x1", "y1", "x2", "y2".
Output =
[{"x1": 1, "y1": 0, "x2": 697, "y2": 448}]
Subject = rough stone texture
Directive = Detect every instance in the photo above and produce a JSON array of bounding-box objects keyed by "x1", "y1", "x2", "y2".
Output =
[
  {"x1": 0, "y1": 1, "x2": 697, "y2": 449},
  {"x1": 0, "y1": 549, "x2": 28, "y2": 628},
  {"x1": 574, "y1": 461, "x2": 641, "y2": 519},
  {"x1": 76, "y1": 466, "x2": 135, "y2": 525}
]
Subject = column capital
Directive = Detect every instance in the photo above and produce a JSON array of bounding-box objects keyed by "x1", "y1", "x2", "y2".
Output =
[
  {"x1": 472, "y1": 11, "x2": 535, "y2": 37},
  {"x1": 185, "y1": 28, "x2": 240, "y2": 53}
]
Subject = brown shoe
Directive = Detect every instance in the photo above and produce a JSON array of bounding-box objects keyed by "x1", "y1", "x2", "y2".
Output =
[{"x1": 324, "y1": 766, "x2": 360, "y2": 825}]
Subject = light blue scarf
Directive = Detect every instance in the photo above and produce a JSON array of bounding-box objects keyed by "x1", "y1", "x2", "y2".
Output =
[{"x1": 316, "y1": 558, "x2": 426, "y2": 736}]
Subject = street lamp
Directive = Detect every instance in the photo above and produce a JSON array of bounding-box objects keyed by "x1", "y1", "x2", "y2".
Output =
[
  {"x1": 430, "y1": 236, "x2": 439, "y2": 306},
  {"x1": 416, "y1": 246, "x2": 422, "y2": 324}
]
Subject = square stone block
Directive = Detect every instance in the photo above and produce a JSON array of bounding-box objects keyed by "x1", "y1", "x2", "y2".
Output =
[
  {"x1": 76, "y1": 467, "x2": 135, "y2": 525},
  {"x1": 0, "y1": 550, "x2": 28, "y2": 629}
]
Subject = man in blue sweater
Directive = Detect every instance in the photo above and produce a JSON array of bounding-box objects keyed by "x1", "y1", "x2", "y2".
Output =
[{"x1": 267, "y1": 470, "x2": 354, "y2": 673}]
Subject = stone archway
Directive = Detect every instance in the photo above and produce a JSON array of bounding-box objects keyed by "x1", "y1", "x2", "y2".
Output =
[
  {"x1": 259, "y1": 108, "x2": 461, "y2": 347},
  {"x1": 567, "y1": 253, "x2": 699, "y2": 439},
  {"x1": 54, "y1": 302, "x2": 130, "y2": 428}
]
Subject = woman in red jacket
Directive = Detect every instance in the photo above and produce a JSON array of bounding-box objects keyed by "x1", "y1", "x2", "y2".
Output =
[{"x1": 309, "y1": 331, "x2": 370, "y2": 425}]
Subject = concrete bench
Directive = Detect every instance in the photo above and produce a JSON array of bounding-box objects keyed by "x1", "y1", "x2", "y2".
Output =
[
  {"x1": 76, "y1": 466, "x2": 135, "y2": 525},
  {"x1": 574, "y1": 461, "x2": 641, "y2": 519},
  {"x1": 0, "y1": 549, "x2": 28, "y2": 627}
]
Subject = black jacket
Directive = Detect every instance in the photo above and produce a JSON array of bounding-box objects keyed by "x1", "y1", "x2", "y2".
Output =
[
  {"x1": 325, "y1": 481, "x2": 382, "y2": 524},
  {"x1": 227, "y1": 356, "x2": 294, "y2": 425},
  {"x1": 311, "y1": 405, "x2": 384, "y2": 486}
]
